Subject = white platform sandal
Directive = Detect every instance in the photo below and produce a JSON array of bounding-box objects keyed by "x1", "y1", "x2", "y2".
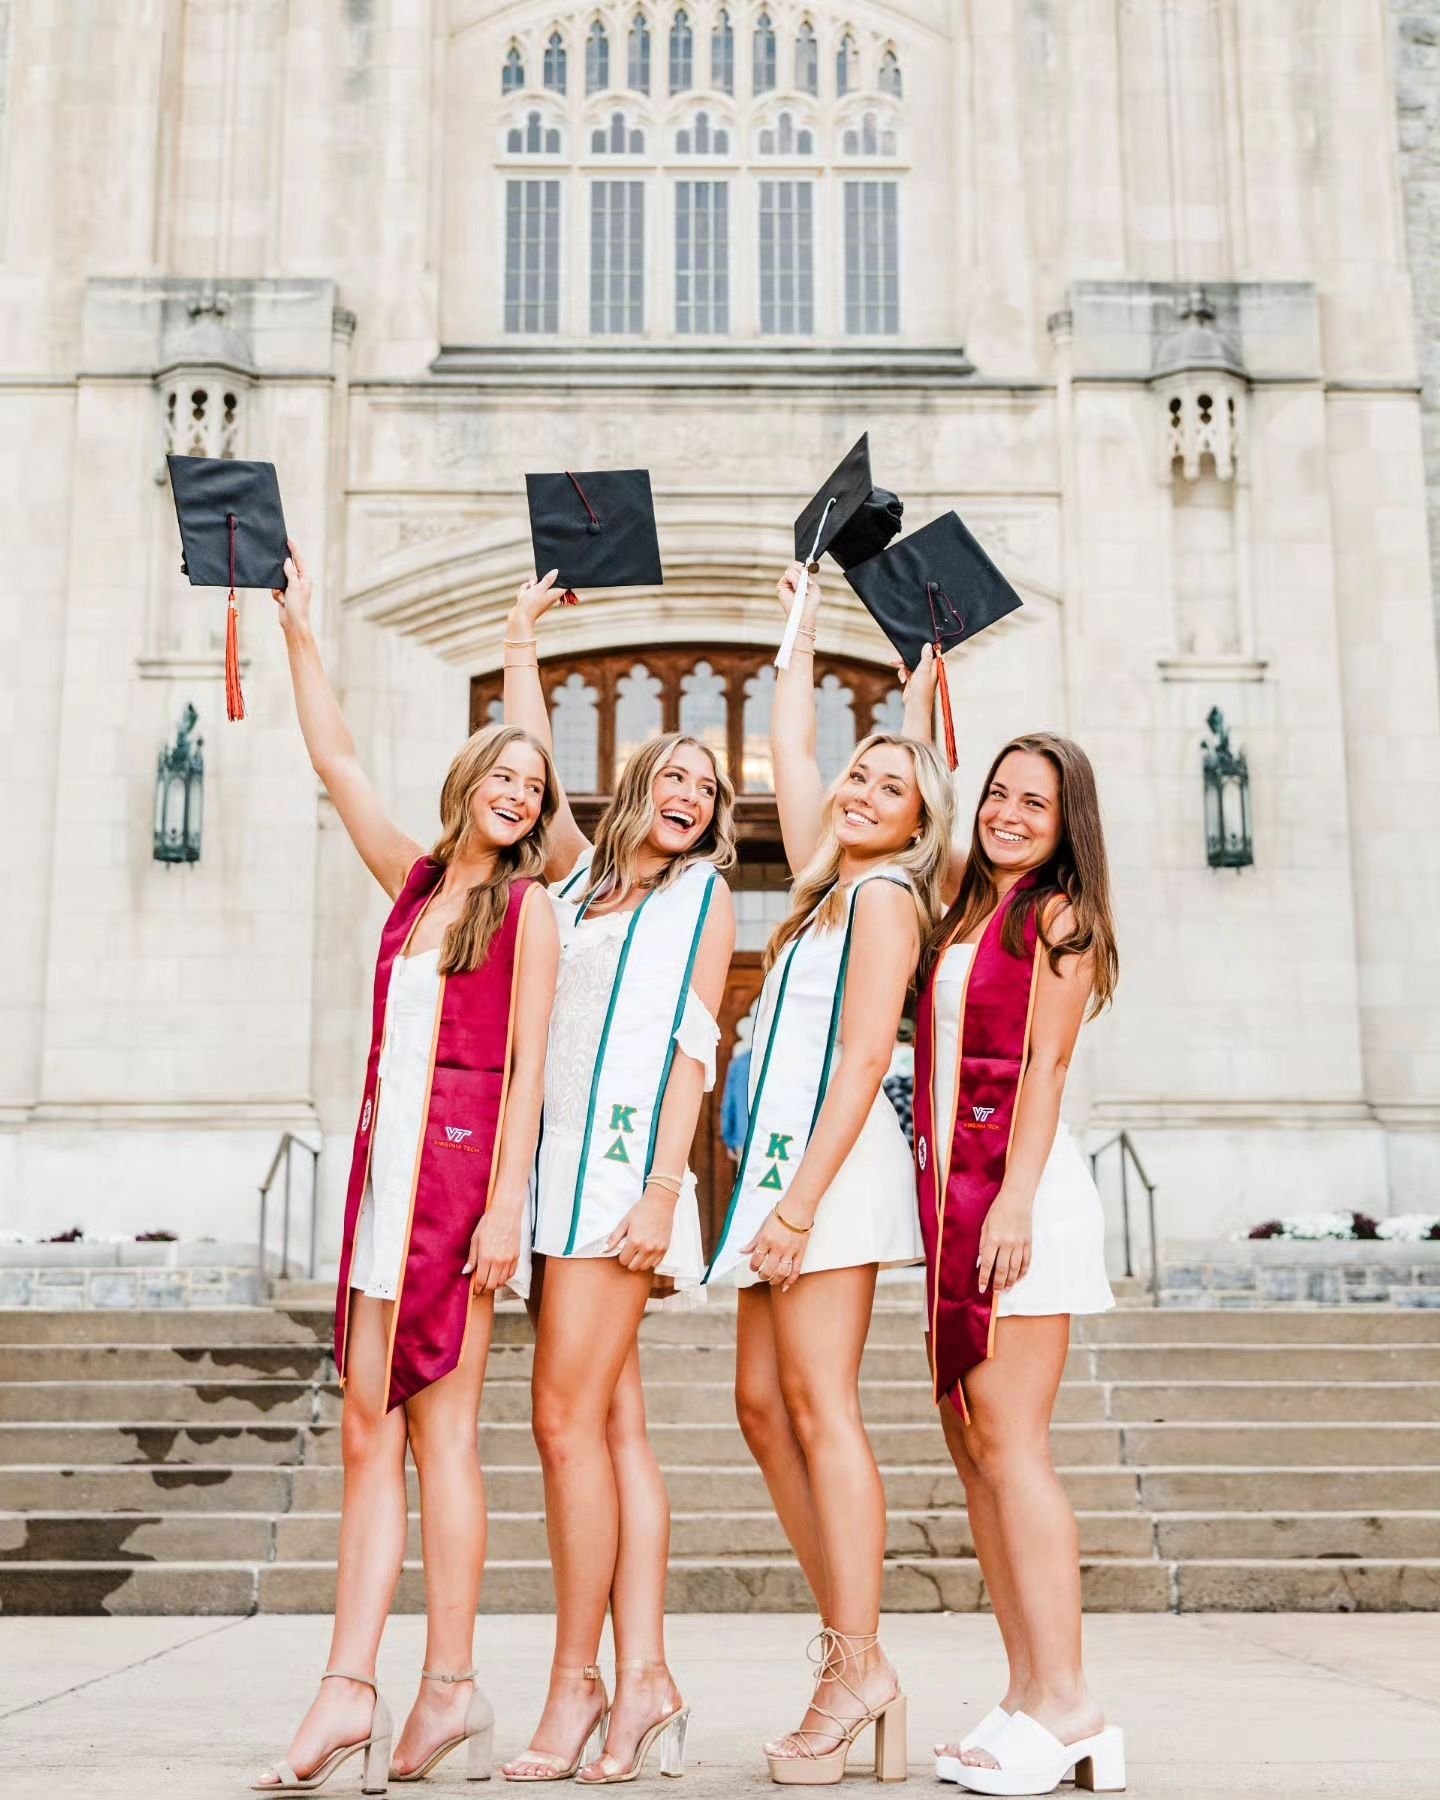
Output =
[
  {"x1": 252, "y1": 1670, "x2": 392, "y2": 1795},
  {"x1": 946, "y1": 1712, "x2": 1124, "y2": 1796},
  {"x1": 390, "y1": 1668, "x2": 495, "y2": 1783},
  {"x1": 934, "y1": 1705, "x2": 1010, "y2": 1784}
]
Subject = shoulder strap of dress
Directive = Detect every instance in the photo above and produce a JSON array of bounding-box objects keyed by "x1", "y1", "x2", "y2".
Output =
[{"x1": 556, "y1": 849, "x2": 594, "y2": 898}]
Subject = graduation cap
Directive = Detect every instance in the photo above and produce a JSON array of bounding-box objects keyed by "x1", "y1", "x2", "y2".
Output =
[
  {"x1": 167, "y1": 455, "x2": 288, "y2": 722},
  {"x1": 845, "y1": 510, "x2": 1025, "y2": 769},
  {"x1": 778, "y1": 433, "x2": 903, "y2": 668},
  {"x1": 525, "y1": 468, "x2": 663, "y2": 605}
]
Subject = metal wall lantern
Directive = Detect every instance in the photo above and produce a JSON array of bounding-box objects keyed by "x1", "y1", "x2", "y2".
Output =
[
  {"x1": 1201, "y1": 705, "x2": 1252, "y2": 869},
  {"x1": 154, "y1": 704, "x2": 204, "y2": 864}
]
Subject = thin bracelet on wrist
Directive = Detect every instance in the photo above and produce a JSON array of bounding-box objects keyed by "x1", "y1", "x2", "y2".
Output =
[{"x1": 773, "y1": 1207, "x2": 814, "y2": 1235}]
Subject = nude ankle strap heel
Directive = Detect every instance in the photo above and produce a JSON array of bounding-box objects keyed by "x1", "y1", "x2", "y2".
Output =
[
  {"x1": 252, "y1": 1671, "x2": 392, "y2": 1796},
  {"x1": 388, "y1": 1668, "x2": 494, "y2": 1785},
  {"x1": 501, "y1": 1665, "x2": 610, "y2": 1783}
]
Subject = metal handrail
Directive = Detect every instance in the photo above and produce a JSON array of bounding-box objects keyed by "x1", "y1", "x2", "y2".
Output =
[
  {"x1": 257, "y1": 1132, "x2": 322, "y2": 1291},
  {"x1": 1089, "y1": 1130, "x2": 1160, "y2": 1305}
]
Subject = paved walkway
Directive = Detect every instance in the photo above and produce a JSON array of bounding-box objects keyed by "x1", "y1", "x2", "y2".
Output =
[{"x1": 1, "y1": 1613, "x2": 1435, "y2": 1797}]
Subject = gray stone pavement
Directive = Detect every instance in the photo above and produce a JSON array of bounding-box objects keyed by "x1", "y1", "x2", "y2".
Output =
[{"x1": 0, "y1": 1613, "x2": 1436, "y2": 1798}]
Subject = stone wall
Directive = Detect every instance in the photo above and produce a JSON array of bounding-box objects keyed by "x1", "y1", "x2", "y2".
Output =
[
  {"x1": 1160, "y1": 1240, "x2": 1440, "y2": 1308},
  {"x1": 1393, "y1": 2, "x2": 1440, "y2": 635}
]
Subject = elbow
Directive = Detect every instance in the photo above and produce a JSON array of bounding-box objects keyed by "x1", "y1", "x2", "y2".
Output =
[{"x1": 1025, "y1": 1051, "x2": 1072, "y2": 1090}]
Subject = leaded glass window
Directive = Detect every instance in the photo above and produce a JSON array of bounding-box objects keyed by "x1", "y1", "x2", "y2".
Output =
[
  {"x1": 753, "y1": 12, "x2": 776, "y2": 94},
  {"x1": 508, "y1": 111, "x2": 561, "y2": 156},
  {"x1": 670, "y1": 9, "x2": 693, "y2": 93},
  {"x1": 590, "y1": 180, "x2": 645, "y2": 333},
  {"x1": 676, "y1": 111, "x2": 729, "y2": 156},
  {"x1": 502, "y1": 46, "x2": 525, "y2": 93},
  {"x1": 628, "y1": 10, "x2": 651, "y2": 94},
  {"x1": 795, "y1": 21, "x2": 818, "y2": 95},
  {"x1": 676, "y1": 181, "x2": 729, "y2": 335},
  {"x1": 551, "y1": 672, "x2": 600, "y2": 791},
  {"x1": 544, "y1": 32, "x2": 567, "y2": 94},
  {"x1": 836, "y1": 32, "x2": 857, "y2": 97},
  {"x1": 816, "y1": 674, "x2": 856, "y2": 785},
  {"x1": 592, "y1": 111, "x2": 645, "y2": 154},
  {"x1": 504, "y1": 179, "x2": 561, "y2": 333},
  {"x1": 878, "y1": 49, "x2": 903, "y2": 97},
  {"x1": 759, "y1": 180, "x2": 814, "y2": 335},
  {"x1": 712, "y1": 10, "x2": 734, "y2": 93},
  {"x1": 742, "y1": 665, "x2": 776, "y2": 793},
  {"x1": 680, "y1": 661, "x2": 728, "y2": 765},
  {"x1": 615, "y1": 664, "x2": 663, "y2": 767},
  {"x1": 586, "y1": 20, "x2": 609, "y2": 95},
  {"x1": 843, "y1": 180, "x2": 899, "y2": 335}
]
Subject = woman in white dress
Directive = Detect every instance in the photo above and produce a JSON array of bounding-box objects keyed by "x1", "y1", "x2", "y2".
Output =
[
  {"x1": 900, "y1": 649, "x2": 1124, "y2": 1798},
  {"x1": 707, "y1": 565, "x2": 953, "y2": 1785},
  {"x1": 255, "y1": 545, "x2": 560, "y2": 1792},
  {"x1": 500, "y1": 571, "x2": 736, "y2": 1785}
]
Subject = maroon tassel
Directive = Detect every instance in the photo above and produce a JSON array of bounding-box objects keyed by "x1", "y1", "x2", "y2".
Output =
[
  {"x1": 935, "y1": 644, "x2": 957, "y2": 770},
  {"x1": 224, "y1": 512, "x2": 245, "y2": 721}
]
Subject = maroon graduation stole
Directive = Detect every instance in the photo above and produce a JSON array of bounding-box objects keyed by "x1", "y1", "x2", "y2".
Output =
[
  {"x1": 913, "y1": 876, "x2": 1042, "y2": 1418},
  {"x1": 334, "y1": 860, "x2": 536, "y2": 1412}
]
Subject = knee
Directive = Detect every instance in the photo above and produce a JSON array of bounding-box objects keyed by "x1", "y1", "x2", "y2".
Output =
[
  {"x1": 780, "y1": 1377, "x2": 859, "y2": 1459},
  {"x1": 964, "y1": 1415, "x2": 1048, "y2": 1487},
  {"x1": 409, "y1": 1411, "x2": 476, "y2": 1472},
  {"x1": 532, "y1": 1384, "x2": 595, "y2": 1470},
  {"x1": 341, "y1": 1399, "x2": 395, "y2": 1471},
  {"x1": 939, "y1": 1400, "x2": 980, "y2": 1481},
  {"x1": 735, "y1": 1381, "x2": 790, "y2": 1463}
]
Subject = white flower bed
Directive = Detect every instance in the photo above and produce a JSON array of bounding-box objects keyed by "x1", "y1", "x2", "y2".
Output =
[{"x1": 1236, "y1": 1212, "x2": 1440, "y2": 1242}]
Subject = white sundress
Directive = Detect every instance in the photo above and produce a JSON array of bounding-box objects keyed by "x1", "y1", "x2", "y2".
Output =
[
  {"x1": 349, "y1": 948, "x2": 443, "y2": 1300},
  {"x1": 931, "y1": 942, "x2": 1114, "y2": 1318}
]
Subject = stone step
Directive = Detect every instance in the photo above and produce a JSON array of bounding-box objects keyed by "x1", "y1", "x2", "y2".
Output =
[
  {"x1": 1134, "y1": 1465, "x2": 1440, "y2": 1511},
  {"x1": 1150, "y1": 1511, "x2": 1440, "y2": 1559},
  {"x1": 4, "y1": 1555, "x2": 1436, "y2": 1616},
  {"x1": 1074, "y1": 1310, "x2": 1440, "y2": 1345},
  {"x1": 1085, "y1": 1344, "x2": 1440, "y2": 1382},
  {"x1": 1118, "y1": 1422, "x2": 1440, "y2": 1465},
  {"x1": 0, "y1": 1344, "x2": 337, "y2": 1383},
  {"x1": 1105, "y1": 1381, "x2": 1440, "y2": 1423},
  {"x1": 0, "y1": 1310, "x2": 325, "y2": 1348}
]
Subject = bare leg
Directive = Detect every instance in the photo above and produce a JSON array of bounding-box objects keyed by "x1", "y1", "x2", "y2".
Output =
[
  {"x1": 502, "y1": 1257, "x2": 652, "y2": 1779},
  {"x1": 960, "y1": 1315, "x2": 1104, "y2": 1769},
  {"x1": 734, "y1": 1284, "x2": 832, "y2": 1620},
  {"x1": 390, "y1": 1290, "x2": 496, "y2": 1775},
  {"x1": 584, "y1": 1343, "x2": 682, "y2": 1776},
  {"x1": 766, "y1": 1266, "x2": 899, "y2": 1759},
  {"x1": 254, "y1": 1295, "x2": 407, "y2": 1785}
]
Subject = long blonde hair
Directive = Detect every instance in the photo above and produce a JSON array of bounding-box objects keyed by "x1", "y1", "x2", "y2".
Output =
[
  {"x1": 919, "y1": 732, "x2": 1119, "y2": 1017},
  {"x1": 580, "y1": 732, "x2": 738, "y2": 907},
  {"x1": 430, "y1": 723, "x2": 558, "y2": 974},
  {"x1": 764, "y1": 733, "x2": 954, "y2": 970}
]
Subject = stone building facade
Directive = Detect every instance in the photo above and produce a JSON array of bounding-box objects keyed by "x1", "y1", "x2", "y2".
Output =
[{"x1": 2, "y1": 1, "x2": 1439, "y2": 1265}]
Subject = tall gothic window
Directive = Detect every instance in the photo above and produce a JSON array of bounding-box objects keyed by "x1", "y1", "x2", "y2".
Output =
[
  {"x1": 544, "y1": 32, "x2": 567, "y2": 94},
  {"x1": 614, "y1": 664, "x2": 663, "y2": 767},
  {"x1": 753, "y1": 12, "x2": 776, "y2": 94},
  {"x1": 836, "y1": 32, "x2": 857, "y2": 97},
  {"x1": 670, "y1": 9, "x2": 693, "y2": 93},
  {"x1": 843, "y1": 180, "x2": 898, "y2": 335},
  {"x1": 712, "y1": 10, "x2": 735, "y2": 93},
  {"x1": 504, "y1": 180, "x2": 561, "y2": 333},
  {"x1": 551, "y1": 673, "x2": 601, "y2": 791},
  {"x1": 502, "y1": 45, "x2": 525, "y2": 93},
  {"x1": 586, "y1": 20, "x2": 609, "y2": 95},
  {"x1": 675, "y1": 181, "x2": 729, "y2": 335},
  {"x1": 680, "y1": 661, "x2": 729, "y2": 764},
  {"x1": 628, "y1": 11, "x2": 651, "y2": 94},
  {"x1": 759, "y1": 180, "x2": 814, "y2": 335},
  {"x1": 795, "y1": 21, "x2": 818, "y2": 95},
  {"x1": 591, "y1": 180, "x2": 645, "y2": 333},
  {"x1": 878, "y1": 49, "x2": 903, "y2": 97}
]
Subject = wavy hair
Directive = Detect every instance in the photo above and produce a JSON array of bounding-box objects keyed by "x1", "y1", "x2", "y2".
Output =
[
  {"x1": 919, "y1": 732, "x2": 1118, "y2": 1016},
  {"x1": 579, "y1": 732, "x2": 738, "y2": 907},
  {"x1": 764, "y1": 733, "x2": 955, "y2": 971},
  {"x1": 430, "y1": 723, "x2": 557, "y2": 974}
]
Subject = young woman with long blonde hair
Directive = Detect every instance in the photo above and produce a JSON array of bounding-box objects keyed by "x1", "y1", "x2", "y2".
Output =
[
  {"x1": 899, "y1": 650, "x2": 1124, "y2": 1798},
  {"x1": 706, "y1": 564, "x2": 953, "y2": 1786},
  {"x1": 254, "y1": 544, "x2": 561, "y2": 1793},
  {"x1": 500, "y1": 571, "x2": 737, "y2": 1785}
]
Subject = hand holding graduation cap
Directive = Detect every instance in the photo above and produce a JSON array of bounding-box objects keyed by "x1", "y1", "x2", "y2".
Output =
[
  {"x1": 511, "y1": 566, "x2": 573, "y2": 636},
  {"x1": 776, "y1": 560, "x2": 825, "y2": 635},
  {"x1": 271, "y1": 539, "x2": 313, "y2": 639}
]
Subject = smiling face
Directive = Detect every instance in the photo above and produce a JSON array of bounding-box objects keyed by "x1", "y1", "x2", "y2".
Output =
[
  {"x1": 466, "y1": 738, "x2": 550, "y2": 850},
  {"x1": 977, "y1": 749, "x2": 1063, "y2": 873},
  {"x1": 646, "y1": 742, "x2": 720, "y2": 857},
  {"x1": 832, "y1": 741, "x2": 924, "y2": 857}
]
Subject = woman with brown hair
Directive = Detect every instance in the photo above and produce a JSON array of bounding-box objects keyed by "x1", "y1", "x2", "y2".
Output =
[
  {"x1": 253, "y1": 545, "x2": 561, "y2": 1792},
  {"x1": 500, "y1": 571, "x2": 736, "y2": 1785},
  {"x1": 901, "y1": 650, "x2": 1125, "y2": 1798}
]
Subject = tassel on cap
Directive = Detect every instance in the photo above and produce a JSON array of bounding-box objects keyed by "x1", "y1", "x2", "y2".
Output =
[
  {"x1": 935, "y1": 645, "x2": 957, "y2": 771},
  {"x1": 224, "y1": 512, "x2": 245, "y2": 722}
]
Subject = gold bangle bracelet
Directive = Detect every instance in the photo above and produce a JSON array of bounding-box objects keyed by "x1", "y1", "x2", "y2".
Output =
[
  {"x1": 502, "y1": 638, "x2": 538, "y2": 649},
  {"x1": 773, "y1": 1207, "x2": 814, "y2": 1235}
]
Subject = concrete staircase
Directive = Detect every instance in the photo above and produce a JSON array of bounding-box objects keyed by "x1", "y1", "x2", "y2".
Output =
[{"x1": 2, "y1": 1295, "x2": 1438, "y2": 1614}]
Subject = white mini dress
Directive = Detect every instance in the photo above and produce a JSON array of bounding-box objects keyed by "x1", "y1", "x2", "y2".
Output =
[
  {"x1": 350, "y1": 948, "x2": 442, "y2": 1300},
  {"x1": 931, "y1": 943, "x2": 1114, "y2": 1318}
]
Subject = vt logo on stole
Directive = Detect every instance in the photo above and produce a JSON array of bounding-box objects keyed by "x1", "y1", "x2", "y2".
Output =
[
  {"x1": 758, "y1": 1132, "x2": 793, "y2": 1192},
  {"x1": 603, "y1": 1103, "x2": 638, "y2": 1164},
  {"x1": 437, "y1": 1123, "x2": 480, "y2": 1152}
]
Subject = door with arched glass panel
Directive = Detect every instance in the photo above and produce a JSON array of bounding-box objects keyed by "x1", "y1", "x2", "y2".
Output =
[{"x1": 471, "y1": 646, "x2": 905, "y2": 1247}]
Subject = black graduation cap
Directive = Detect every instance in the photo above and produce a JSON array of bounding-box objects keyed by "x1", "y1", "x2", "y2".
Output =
[
  {"x1": 793, "y1": 432, "x2": 903, "y2": 572},
  {"x1": 845, "y1": 511, "x2": 1025, "y2": 768},
  {"x1": 525, "y1": 468, "x2": 663, "y2": 602},
  {"x1": 167, "y1": 455, "x2": 289, "y2": 722}
]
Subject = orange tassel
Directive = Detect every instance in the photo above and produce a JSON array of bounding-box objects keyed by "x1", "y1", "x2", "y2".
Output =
[
  {"x1": 225, "y1": 592, "x2": 245, "y2": 722},
  {"x1": 935, "y1": 644, "x2": 957, "y2": 770}
]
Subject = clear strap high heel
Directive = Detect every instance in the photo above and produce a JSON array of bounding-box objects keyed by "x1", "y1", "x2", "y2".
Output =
[
  {"x1": 764, "y1": 1628, "x2": 908, "y2": 1787},
  {"x1": 576, "y1": 1659, "x2": 689, "y2": 1785},
  {"x1": 501, "y1": 1664, "x2": 611, "y2": 1783},
  {"x1": 389, "y1": 1667, "x2": 496, "y2": 1783},
  {"x1": 252, "y1": 1670, "x2": 392, "y2": 1795}
]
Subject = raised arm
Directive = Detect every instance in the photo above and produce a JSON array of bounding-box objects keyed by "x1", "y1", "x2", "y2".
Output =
[
  {"x1": 898, "y1": 645, "x2": 965, "y2": 904},
  {"x1": 272, "y1": 542, "x2": 421, "y2": 900},
  {"x1": 607, "y1": 883, "x2": 737, "y2": 1271},
  {"x1": 771, "y1": 563, "x2": 828, "y2": 874},
  {"x1": 975, "y1": 904, "x2": 1092, "y2": 1298},
  {"x1": 743, "y1": 880, "x2": 918, "y2": 1288},
  {"x1": 503, "y1": 570, "x2": 590, "y2": 884}
]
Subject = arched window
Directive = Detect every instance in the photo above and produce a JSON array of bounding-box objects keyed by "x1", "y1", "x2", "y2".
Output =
[
  {"x1": 676, "y1": 110, "x2": 730, "y2": 156},
  {"x1": 759, "y1": 111, "x2": 813, "y2": 157},
  {"x1": 508, "y1": 110, "x2": 562, "y2": 155},
  {"x1": 878, "y1": 48, "x2": 903, "y2": 97},
  {"x1": 680, "y1": 661, "x2": 728, "y2": 764},
  {"x1": 742, "y1": 665, "x2": 776, "y2": 792},
  {"x1": 615, "y1": 664, "x2": 664, "y2": 766},
  {"x1": 586, "y1": 20, "x2": 609, "y2": 95},
  {"x1": 753, "y1": 11, "x2": 776, "y2": 94},
  {"x1": 871, "y1": 690, "x2": 905, "y2": 735},
  {"x1": 670, "y1": 9, "x2": 693, "y2": 93},
  {"x1": 592, "y1": 111, "x2": 646, "y2": 155},
  {"x1": 842, "y1": 111, "x2": 895, "y2": 157},
  {"x1": 795, "y1": 21, "x2": 818, "y2": 95},
  {"x1": 544, "y1": 32, "x2": 567, "y2": 94},
  {"x1": 628, "y1": 10, "x2": 651, "y2": 94},
  {"x1": 550, "y1": 673, "x2": 600, "y2": 791},
  {"x1": 502, "y1": 45, "x2": 525, "y2": 93},
  {"x1": 836, "y1": 32, "x2": 857, "y2": 97},
  {"x1": 816, "y1": 674, "x2": 857, "y2": 784},
  {"x1": 712, "y1": 10, "x2": 735, "y2": 93}
]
